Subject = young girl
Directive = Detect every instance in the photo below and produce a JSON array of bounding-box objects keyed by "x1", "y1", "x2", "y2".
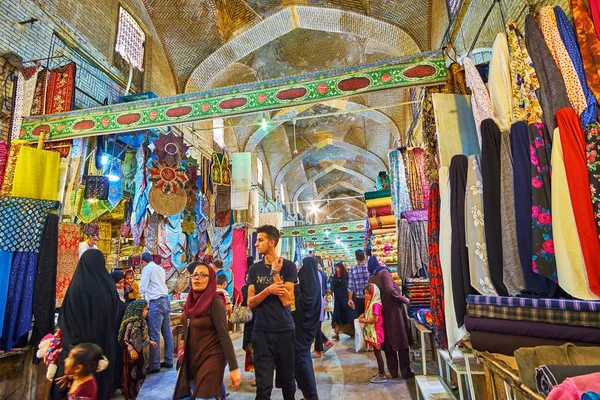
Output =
[
  {"x1": 324, "y1": 289, "x2": 334, "y2": 320},
  {"x1": 118, "y1": 299, "x2": 157, "y2": 400},
  {"x1": 55, "y1": 342, "x2": 108, "y2": 400},
  {"x1": 124, "y1": 269, "x2": 141, "y2": 304},
  {"x1": 358, "y1": 283, "x2": 386, "y2": 383}
]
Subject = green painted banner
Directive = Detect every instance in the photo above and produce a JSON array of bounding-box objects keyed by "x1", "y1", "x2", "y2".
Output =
[
  {"x1": 20, "y1": 55, "x2": 446, "y2": 142},
  {"x1": 281, "y1": 220, "x2": 366, "y2": 237}
]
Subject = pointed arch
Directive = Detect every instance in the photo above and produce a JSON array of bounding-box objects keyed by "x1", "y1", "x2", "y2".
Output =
[{"x1": 293, "y1": 165, "x2": 375, "y2": 202}]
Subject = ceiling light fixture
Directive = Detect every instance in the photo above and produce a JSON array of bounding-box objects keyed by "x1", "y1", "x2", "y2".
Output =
[{"x1": 308, "y1": 203, "x2": 320, "y2": 214}]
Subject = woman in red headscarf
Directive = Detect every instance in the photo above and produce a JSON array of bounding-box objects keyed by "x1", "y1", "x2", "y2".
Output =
[{"x1": 173, "y1": 262, "x2": 241, "y2": 399}]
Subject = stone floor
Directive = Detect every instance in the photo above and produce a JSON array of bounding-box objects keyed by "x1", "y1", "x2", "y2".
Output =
[{"x1": 115, "y1": 322, "x2": 435, "y2": 399}]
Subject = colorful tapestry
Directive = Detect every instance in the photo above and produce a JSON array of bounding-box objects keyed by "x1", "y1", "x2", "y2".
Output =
[
  {"x1": 45, "y1": 62, "x2": 76, "y2": 114},
  {"x1": 8, "y1": 66, "x2": 39, "y2": 141},
  {"x1": 0, "y1": 196, "x2": 59, "y2": 253},
  {"x1": 0, "y1": 141, "x2": 25, "y2": 196},
  {"x1": 467, "y1": 294, "x2": 600, "y2": 311},
  {"x1": 407, "y1": 149, "x2": 425, "y2": 210},
  {"x1": 152, "y1": 132, "x2": 188, "y2": 166},
  {"x1": 11, "y1": 146, "x2": 60, "y2": 201},
  {"x1": 466, "y1": 304, "x2": 600, "y2": 328},
  {"x1": 585, "y1": 123, "x2": 600, "y2": 236},
  {"x1": 211, "y1": 153, "x2": 231, "y2": 186},
  {"x1": 0, "y1": 141, "x2": 8, "y2": 189},
  {"x1": 29, "y1": 68, "x2": 47, "y2": 116},
  {"x1": 389, "y1": 149, "x2": 412, "y2": 218}
]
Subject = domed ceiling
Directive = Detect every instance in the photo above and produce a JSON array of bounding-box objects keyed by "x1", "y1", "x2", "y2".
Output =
[{"x1": 141, "y1": 0, "x2": 437, "y2": 222}]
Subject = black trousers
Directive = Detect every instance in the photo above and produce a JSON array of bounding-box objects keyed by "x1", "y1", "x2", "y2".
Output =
[
  {"x1": 374, "y1": 348, "x2": 385, "y2": 375},
  {"x1": 314, "y1": 324, "x2": 328, "y2": 352},
  {"x1": 354, "y1": 297, "x2": 366, "y2": 317},
  {"x1": 384, "y1": 348, "x2": 413, "y2": 379},
  {"x1": 295, "y1": 323, "x2": 319, "y2": 400},
  {"x1": 253, "y1": 329, "x2": 296, "y2": 400}
]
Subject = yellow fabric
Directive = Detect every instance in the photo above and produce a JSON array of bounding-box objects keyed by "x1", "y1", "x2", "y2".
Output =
[
  {"x1": 365, "y1": 197, "x2": 392, "y2": 208},
  {"x1": 368, "y1": 215, "x2": 395, "y2": 229},
  {"x1": 551, "y1": 128, "x2": 599, "y2": 300},
  {"x1": 127, "y1": 281, "x2": 141, "y2": 301},
  {"x1": 11, "y1": 146, "x2": 60, "y2": 201}
]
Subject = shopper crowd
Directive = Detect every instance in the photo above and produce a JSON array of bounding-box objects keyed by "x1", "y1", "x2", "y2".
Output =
[{"x1": 44, "y1": 225, "x2": 413, "y2": 400}]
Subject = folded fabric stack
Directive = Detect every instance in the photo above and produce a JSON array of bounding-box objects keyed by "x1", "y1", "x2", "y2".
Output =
[
  {"x1": 405, "y1": 278, "x2": 431, "y2": 318},
  {"x1": 371, "y1": 231, "x2": 398, "y2": 264},
  {"x1": 466, "y1": 295, "x2": 600, "y2": 356},
  {"x1": 365, "y1": 189, "x2": 394, "y2": 230}
]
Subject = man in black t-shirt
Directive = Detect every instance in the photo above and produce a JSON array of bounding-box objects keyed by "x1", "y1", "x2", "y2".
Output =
[{"x1": 248, "y1": 225, "x2": 297, "y2": 400}]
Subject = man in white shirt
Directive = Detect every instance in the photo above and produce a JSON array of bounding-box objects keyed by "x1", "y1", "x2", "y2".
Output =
[
  {"x1": 139, "y1": 253, "x2": 174, "y2": 374},
  {"x1": 79, "y1": 223, "x2": 100, "y2": 258}
]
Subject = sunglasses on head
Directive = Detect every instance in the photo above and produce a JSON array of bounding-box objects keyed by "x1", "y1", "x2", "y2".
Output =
[{"x1": 190, "y1": 273, "x2": 210, "y2": 279}]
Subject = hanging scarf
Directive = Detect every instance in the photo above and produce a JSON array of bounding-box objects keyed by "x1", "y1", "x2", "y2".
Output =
[
  {"x1": 118, "y1": 299, "x2": 149, "y2": 347},
  {"x1": 556, "y1": 108, "x2": 600, "y2": 296},
  {"x1": 571, "y1": 0, "x2": 600, "y2": 103},
  {"x1": 480, "y1": 119, "x2": 508, "y2": 296},
  {"x1": 389, "y1": 149, "x2": 412, "y2": 217},
  {"x1": 525, "y1": 14, "x2": 571, "y2": 134},
  {"x1": 555, "y1": 6, "x2": 598, "y2": 126},
  {"x1": 529, "y1": 122, "x2": 557, "y2": 282},
  {"x1": 506, "y1": 20, "x2": 542, "y2": 125},
  {"x1": 184, "y1": 262, "x2": 225, "y2": 318},
  {"x1": 363, "y1": 283, "x2": 382, "y2": 349},
  {"x1": 488, "y1": 33, "x2": 513, "y2": 132},
  {"x1": 538, "y1": 6, "x2": 588, "y2": 116},
  {"x1": 464, "y1": 57, "x2": 494, "y2": 149},
  {"x1": 427, "y1": 183, "x2": 448, "y2": 350},
  {"x1": 408, "y1": 149, "x2": 424, "y2": 210}
]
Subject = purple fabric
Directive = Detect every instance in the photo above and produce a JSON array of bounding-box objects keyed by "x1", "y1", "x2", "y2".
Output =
[
  {"x1": 467, "y1": 295, "x2": 600, "y2": 311},
  {"x1": 401, "y1": 210, "x2": 428, "y2": 223},
  {"x1": 464, "y1": 315, "x2": 600, "y2": 344}
]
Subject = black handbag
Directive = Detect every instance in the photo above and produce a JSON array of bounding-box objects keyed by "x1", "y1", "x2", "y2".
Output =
[{"x1": 84, "y1": 175, "x2": 109, "y2": 200}]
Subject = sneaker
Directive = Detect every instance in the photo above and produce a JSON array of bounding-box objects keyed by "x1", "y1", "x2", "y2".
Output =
[
  {"x1": 370, "y1": 375, "x2": 387, "y2": 384},
  {"x1": 160, "y1": 362, "x2": 173, "y2": 369},
  {"x1": 323, "y1": 342, "x2": 334, "y2": 353}
]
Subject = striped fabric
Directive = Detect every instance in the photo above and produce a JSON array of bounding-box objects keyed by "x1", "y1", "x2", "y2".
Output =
[{"x1": 467, "y1": 294, "x2": 600, "y2": 311}]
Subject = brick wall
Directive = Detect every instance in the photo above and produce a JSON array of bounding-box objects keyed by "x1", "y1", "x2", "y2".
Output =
[{"x1": 0, "y1": 0, "x2": 177, "y2": 141}]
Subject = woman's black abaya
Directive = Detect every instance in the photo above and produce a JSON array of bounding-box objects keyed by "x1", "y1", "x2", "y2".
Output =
[
  {"x1": 481, "y1": 119, "x2": 509, "y2": 296},
  {"x1": 293, "y1": 258, "x2": 321, "y2": 400},
  {"x1": 330, "y1": 265, "x2": 352, "y2": 326},
  {"x1": 449, "y1": 155, "x2": 472, "y2": 326},
  {"x1": 50, "y1": 249, "x2": 118, "y2": 400}
]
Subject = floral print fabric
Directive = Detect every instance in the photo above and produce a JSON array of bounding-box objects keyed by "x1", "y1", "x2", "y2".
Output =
[
  {"x1": 571, "y1": 0, "x2": 600, "y2": 103},
  {"x1": 427, "y1": 183, "x2": 448, "y2": 350},
  {"x1": 538, "y1": 6, "x2": 588, "y2": 115},
  {"x1": 464, "y1": 57, "x2": 494, "y2": 150},
  {"x1": 56, "y1": 223, "x2": 80, "y2": 307},
  {"x1": 529, "y1": 123, "x2": 557, "y2": 282},
  {"x1": 585, "y1": 123, "x2": 600, "y2": 235},
  {"x1": 466, "y1": 155, "x2": 497, "y2": 296},
  {"x1": 389, "y1": 149, "x2": 412, "y2": 218},
  {"x1": 506, "y1": 20, "x2": 542, "y2": 125}
]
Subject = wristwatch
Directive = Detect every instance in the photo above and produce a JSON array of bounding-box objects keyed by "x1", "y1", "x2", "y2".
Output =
[{"x1": 270, "y1": 269, "x2": 280, "y2": 276}]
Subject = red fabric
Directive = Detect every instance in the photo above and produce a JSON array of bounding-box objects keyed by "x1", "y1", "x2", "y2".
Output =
[
  {"x1": 45, "y1": 62, "x2": 76, "y2": 114},
  {"x1": 556, "y1": 108, "x2": 600, "y2": 296},
  {"x1": 231, "y1": 227, "x2": 248, "y2": 293},
  {"x1": 67, "y1": 377, "x2": 97, "y2": 400},
  {"x1": 184, "y1": 262, "x2": 224, "y2": 318},
  {"x1": 368, "y1": 205, "x2": 393, "y2": 217},
  {"x1": 590, "y1": 0, "x2": 600, "y2": 43}
]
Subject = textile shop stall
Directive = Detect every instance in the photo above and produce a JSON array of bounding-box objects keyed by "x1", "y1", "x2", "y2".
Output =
[{"x1": 408, "y1": 3, "x2": 600, "y2": 399}]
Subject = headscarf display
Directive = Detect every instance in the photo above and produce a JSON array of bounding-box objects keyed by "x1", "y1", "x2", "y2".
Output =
[
  {"x1": 118, "y1": 299, "x2": 149, "y2": 347},
  {"x1": 294, "y1": 257, "x2": 321, "y2": 329},
  {"x1": 53, "y1": 249, "x2": 118, "y2": 400},
  {"x1": 363, "y1": 283, "x2": 382, "y2": 349},
  {"x1": 183, "y1": 262, "x2": 224, "y2": 318}
]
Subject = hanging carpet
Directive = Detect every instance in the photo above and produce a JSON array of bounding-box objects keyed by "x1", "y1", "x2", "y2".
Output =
[{"x1": 56, "y1": 223, "x2": 80, "y2": 307}]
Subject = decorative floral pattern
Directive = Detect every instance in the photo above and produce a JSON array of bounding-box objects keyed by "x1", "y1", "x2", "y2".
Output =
[
  {"x1": 152, "y1": 132, "x2": 188, "y2": 166},
  {"x1": 506, "y1": 20, "x2": 543, "y2": 124},
  {"x1": 529, "y1": 123, "x2": 557, "y2": 282},
  {"x1": 585, "y1": 122, "x2": 600, "y2": 235},
  {"x1": 464, "y1": 57, "x2": 494, "y2": 149},
  {"x1": 148, "y1": 161, "x2": 189, "y2": 194},
  {"x1": 389, "y1": 149, "x2": 413, "y2": 217},
  {"x1": 571, "y1": 0, "x2": 600, "y2": 103}
]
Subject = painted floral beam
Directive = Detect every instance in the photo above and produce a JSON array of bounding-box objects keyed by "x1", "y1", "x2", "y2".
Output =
[
  {"x1": 281, "y1": 220, "x2": 366, "y2": 237},
  {"x1": 20, "y1": 53, "x2": 446, "y2": 142}
]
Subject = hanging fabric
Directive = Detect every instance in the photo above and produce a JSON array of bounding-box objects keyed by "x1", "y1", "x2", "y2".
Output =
[
  {"x1": 555, "y1": 108, "x2": 600, "y2": 296},
  {"x1": 525, "y1": 14, "x2": 571, "y2": 134},
  {"x1": 0, "y1": 141, "x2": 26, "y2": 196},
  {"x1": 528, "y1": 123, "x2": 557, "y2": 282},
  {"x1": 464, "y1": 58, "x2": 494, "y2": 149},
  {"x1": 29, "y1": 68, "x2": 47, "y2": 116},
  {"x1": 538, "y1": 6, "x2": 588, "y2": 116},
  {"x1": 0, "y1": 141, "x2": 8, "y2": 190},
  {"x1": 571, "y1": 0, "x2": 600, "y2": 102},
  {"x1": 449, "y1": 155, "x2": 471, "y2": 326},
  {"x1": 555, "y1": 6, "x2": 598, "y2": 126},
  {"x1": 488, "y1": 33, "x2": 513, "y2": 132},
  {"x1": 506, "y1": 20, "x2": 543, "y2": 125},
  {"x1": 480, "y1": 119, "x2": 508, "y2": 296},
  {"x1": 55, "y1": 223, "x2": 79, "y2": 309},
  {"x1": 389, "y1": 149, "x2": 412, "y2": 218},
  {"x1": 465, "y1": 155, "x2": 497, "y2": 295},
  {"x1": 500, "y1": 130, "x2": 525, "y2": 295},
  {"x1": 407, "y1": 150, "x2": 424, "y2": 210},
  {"x1": 427, "y1": 183, "x2": 447, "y2": 349},
  {"x1": 8, "y1": 66, "x2": 39, "y2": 141},
  {"x1": 45, "y1": 62, "x2": 76, "y2": 114},
  {"x1": 423, "y1": 88, "x2": 440, "y2": 184},
  {"x1": 231, "y1": 152, "x2": 251, "y2": 210},
  {"x1": 551, "y1": 126, "x2": 599, "y2": 300},
  {"x1": 232, "y1": 227, "x2": 248, "y2": 293},
  {"x1": 585, "y1": 123, "x2": 600, "y2": 234},
  {"x1": 510, "y1": 122, "x2": 558, "y2": 297},
  {"x1": 11, "y1": 146, "x2": 60, "y2": 201}
]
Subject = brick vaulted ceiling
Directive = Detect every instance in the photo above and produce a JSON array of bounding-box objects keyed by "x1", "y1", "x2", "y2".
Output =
[{"x1": 142, "y1": 0, "x2": 434, "y2": 222}]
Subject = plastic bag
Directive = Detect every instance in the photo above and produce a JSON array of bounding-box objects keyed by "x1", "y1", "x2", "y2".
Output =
[{"x1": 354, "y1": 318, "x2": 366, "y2": 353}]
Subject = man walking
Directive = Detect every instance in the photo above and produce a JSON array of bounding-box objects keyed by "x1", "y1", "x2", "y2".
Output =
[
  {"x1": 139, "y1": 253, "x2": 174, "y2": 374},
  {"x1": 348, "y1": 250, "x2": 369, "y2": 317},
  {"x1": 248, "y1": 225, "x2": 298, "y2": 400}
]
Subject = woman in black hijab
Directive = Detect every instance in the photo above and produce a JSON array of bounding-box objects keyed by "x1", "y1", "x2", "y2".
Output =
[
  {"x1": 50, "y1": 249, "x2": 118, "y2": 400},
  {"x1": 293, "y1": 257, "x2": 321, "y2": 400},
  {"x1": 110, "y1": 270, "x2": 127, "y2": 396},
  {"x1": 330, "y1": 262, "x2": 353, "y2": 340}
]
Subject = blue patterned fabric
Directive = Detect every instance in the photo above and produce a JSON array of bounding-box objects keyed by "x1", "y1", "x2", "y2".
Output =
[
  {"x1": 555, "y1": 6, "x2": 599, "y2": 126},
  {"x1": 0, "y1": 196, "x2": 59, "y2": 253},
  {"x1": 0, "y1": 250, "x2": 14, "y2": 335},
  {"x1": 389, "y1": 149, "x2": 412, "y2": 218},
  {"x1": 1, "y1": 251, "x2": 38, "y2": 350},
  {"x1": 467, "y1": 294, "x2": 600, "y2": 311}
]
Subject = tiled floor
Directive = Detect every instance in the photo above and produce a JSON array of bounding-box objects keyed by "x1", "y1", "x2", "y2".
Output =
[{"x1": 118, "y1": 322, "x2": 427, "y2": 399}]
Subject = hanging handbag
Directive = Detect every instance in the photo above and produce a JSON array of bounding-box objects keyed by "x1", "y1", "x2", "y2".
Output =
[
  {"x1": 231, "y1": 303, "x2": 253, "y2": 324},
  {"x1": 84, "y1": 175, "x2": 109, "y2": 200}
]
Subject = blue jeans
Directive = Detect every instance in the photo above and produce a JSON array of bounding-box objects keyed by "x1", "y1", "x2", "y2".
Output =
[{"x1": 148, "y1": 296, "x2": 174, "y2": 369}]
